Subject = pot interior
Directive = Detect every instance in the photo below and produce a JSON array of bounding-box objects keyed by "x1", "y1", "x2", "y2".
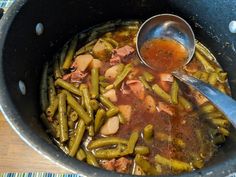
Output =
[{"x1": 1, "y1": 0, "x2": 236, "y2": 176}]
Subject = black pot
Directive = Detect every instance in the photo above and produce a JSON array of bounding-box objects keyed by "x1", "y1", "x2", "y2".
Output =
[{"x1": 0, "y1": 0, "x2": 236, "y2": 176}]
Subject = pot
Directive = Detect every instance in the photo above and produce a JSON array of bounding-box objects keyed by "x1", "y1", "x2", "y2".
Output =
[{"x1": 0, "y1": 0, "x2": 236, "y2": 176}]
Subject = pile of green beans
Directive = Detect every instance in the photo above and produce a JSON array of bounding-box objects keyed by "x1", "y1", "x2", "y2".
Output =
[{"x1": 39, "y1": 22, "x2": 231, "y2": 176}]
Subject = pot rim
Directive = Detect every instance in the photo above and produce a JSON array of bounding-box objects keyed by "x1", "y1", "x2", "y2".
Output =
[{"x1": 0, "y1": 1, "x2": 235, "y2": 177}]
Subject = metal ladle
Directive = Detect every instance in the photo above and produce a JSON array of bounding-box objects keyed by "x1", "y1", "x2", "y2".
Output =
[{"x1": 136, "y1": 14, "x2": 236, "y2": 127}]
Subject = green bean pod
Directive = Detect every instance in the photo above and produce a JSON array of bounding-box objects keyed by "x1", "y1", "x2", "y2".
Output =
[
  {"x1": 69, "y1": 119, "x2": 86, "y2": 157},
  {"x1": 143, "y1": 71, "x2": 154, "y2": 82},
  {"x1": 40, "y1": 63, "x2": 49, "y2": 111},
  {"x1": 58, "y1": 92, "x2": 69, "y2": 142},
  {"x1": 195, "y1": 51, "x2": 215, "y2": 72},
  {"x1": 170, "y1": 80, "x2": 179, "y2": 104},
  {"x1": 99, "y1": 95, "x2": 115, "y2": 109},
  {"x1": 127, "y1": 131, "x2": 139, "y2": 154},
  {"x1": 59, "y1": 43, "x2": 69, "y2": 71},
  {"x1": 82, "y1": 87, "x2": 94, "y2": 119},
  {"x1": 94, "y1": 145, "x2": 125, "y2": 159},
  {"x1": 63, "y1": 90, "x2": 92, "y2": 125},
  {"x1": 139, "y1": 76, "x2": 152, "y2": 91},
  {"x1": 94, "y1": 109, "x2": 106, "y2": 133},
  {"x1": 69, "y1": 111, "x2": 78, "y2": 122},
  {"x1": 179, "y1": 96, "x2": 192, "y2": 111},
  {"x1": 135, "y1": 154, "x2": 158, "y2": 175},
  {"x1": 152, "y1": 84, "x2": 171, "y2": 103},
  {"x1": 91, "y1": 68, "x2": 99, "y2": 99},
  {"x1": 155, "y1": 154, "x2": 193, "y2": 171},
  {"x1": 143, "y1": 124, "x2": 154, "y2": 141},
  {"x1": 106, "y1": 107, "x2": 119, "y2": 117},
  {"x1": 88, "y1": 125, "x2": 95, "y2": 137},
  {"x1": 53, "y1": 57, "x2": 62, "y2": 79},
  {"x1": 86, "y1": 151, "x2": 99, "y2": 167},
  {"x1": 88, "y1": 137, "x2": 128, "y2": 150},
  {"x1": 55, "y1": 78, "x2": 82, "y2": 96},
  {"x1": 62, "y1": 35, "x2": 78, "y2": 69},
  {"x1": 90, "y1": 99, "x2": 100, "y2": 111},
  {"x1": 113, "y1": 63, "x2": 133, "y2": 88},
  {"x1": 76, "y1": 148, "x2": 87, "y2": 161},
  {"x1": 134, "y1": 146, "x2": 150, "y2": 155},
  {"x1": 48, "y1": 76, "x2": 57, "y2": 104},
  {"x1": 46, "y1": 98, "x2": 59, "y2": 118}
]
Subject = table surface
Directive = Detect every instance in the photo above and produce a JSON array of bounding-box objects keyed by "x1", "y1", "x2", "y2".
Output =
[{"x1": 0, "y1": 112, "x2": 68, "y2": 173}]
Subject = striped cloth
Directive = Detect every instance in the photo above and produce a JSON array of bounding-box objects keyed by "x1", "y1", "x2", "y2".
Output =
[
  {"x1": 0, "y1": 173, "x2": 83, "y2": 177},
  {"x1": 0, "y1": 0, "x2": 82, "y2": 176}
]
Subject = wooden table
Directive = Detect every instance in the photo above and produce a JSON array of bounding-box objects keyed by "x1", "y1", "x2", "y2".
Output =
[{"x1": 0, "y1": 112, "x2": 68, "y2": 173}]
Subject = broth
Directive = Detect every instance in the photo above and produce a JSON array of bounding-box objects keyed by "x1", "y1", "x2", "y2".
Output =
[{"x1": 40, "y1": 21, "x2": 231, "y2": 176}]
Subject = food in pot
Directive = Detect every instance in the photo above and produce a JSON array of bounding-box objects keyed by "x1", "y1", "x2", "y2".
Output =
[{"x1": 40, "y1": 20, "x2": 231, "y2": 175}]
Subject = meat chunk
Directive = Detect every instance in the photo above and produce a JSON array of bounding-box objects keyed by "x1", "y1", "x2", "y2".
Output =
[
  {"x1": 126, "y1": 80, "x2": 145, "y2": 100},
  {"x1": 120, "y1": 82, "x2": 131, "y2": 95},
  {"x1": 158, "y1": 102, "x2": 175, "y2": 116},
  {"x1": 115, "y1": 157, "x2": 132, "y2": 173},
  {"x1": 101, "y1": 159, "x2": 116, "y2": 171},
  {"x1": 62, "y1": 69, "x2": 87, "y2": 83},
  {"x1": 100, "y1": 158, "x2": 132, "y2": 174},
  {"x1": 110, "y1": 45, "x2": 134, "y2": 65},
  {"x1": 159, "y1": 73, "x2": 174, "y2": 82}
]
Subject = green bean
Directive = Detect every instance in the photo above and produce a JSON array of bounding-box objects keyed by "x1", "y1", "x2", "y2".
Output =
[
  {"x1": 99, "y1": 95, "x2": 115, "y2": 109},
  {"x1": 152, "y1": 84, "x2": 171, "y2": 103},
  {"x1": 68, "y1": 135, "x2": 75, "y2": 149},
  {"x1": 62, "y1": 35, "x2": 78, "y2": 69},
  {"x1": 40, "y1": 113, "x2": 58, "y2": 137},
  {"x1": 76, "y1": 148, "x2": 87, "y2": 161},
  {"x1": 179, "y1": 96, "x2": 192, "y2": 111},
  {"x1": 91, "y1": 68, "x2": 99, "y2": 99},
  {"x1": 53, "y1": 57, "x2": 62, "y2": 79},
  {"x1": 205, "y1": 112, "x2": 223, "y2": 119},
  {"x1": 201, "y1": 103, "x2": 215, "y2": 113},
  {"x1": 67, "y1": 105, "x2": 71, "y2": 116},
  {"x1": 211, "y1": 119, "x2": 229, "y2": 128},
  {"x1": 40, "y1": 62, "x2": 49, "y2": 111},
  {"x1": 155, "y1": 154, "x2": 192, "y2": 171},
  {"x1": 134, "y1": 146, "x2": 150, "y2": 155},
  {"x1": 191, "y1": 153, "x2": 204, "y2": 169},
  {"x1": 99, "y1": 81, "x2": 110, "y2": 88},
  {"x1": 143, "y1": 124, "x2": 154, "y2": 141},
  {"x1": 69, "y1": 111, "x2": 78, "y2": 122},
  {"x1": 143, "y1": 71, "x2": 154, "y2": 82},
  {"x1": 82, "y1": 87, "x2": 94, "y2": 119},
  {"x1": 139, "y1": 76, "x2": 152, "y2": 91},
  {"x1": 208, "y1": 72, "x2": 218, "y2": 86},
  {"x1": 195, "y1": 51, "x2": 215, "y2": 72},
  {"x1": 118, "y1": 113, "x2": 126, "y2": 124},
  {"x1": 90, "y1": 99, "x2": 99, "y2": 111},
  {"x1": 88, "y1": 137, "x2": 128, "y2": 150},
  {"x1": 88, "y1": 125, "x2": 95, "y2": 137},
  {"x1": 75, "y1": 39, "x2": 97, "y2": 56},
  {"x1": 135, "y1": 154, "x2": 158, "y2": 175},
  {"x1": 69, "y1": 119, "x2": 86, "y2": 157},
  {"x1": 127, "y1": 131, "x2": 139, "y2": 154},
  {"x1": 196, "y1": 42, "x2": 214, "y2": 61},
  {"x1": 99, "y1": 76, "x2": 106, "y2": 82},
  {"x1": 156, "y1": 132, "x2": 186, "y2": 149},
  {"x1": 193, "y1": 71, "x2": 202, "y2": 79},
  {"x1": 213, "y1": 134, "x2": 226, "y2": 145},
  {"x1": 48, "y1": 76, "x2": 57, "y2": 104},
  {"x1": 103, "y1": 37, "x2": 118, "y2": 47},
  {"x1": 63, "y1": 90, "x2": 92, "y2": 125},
  {"x1": 59, "y1": 43, "x2": 69, "y2": 71},
  {"x1": 100, "y1": 86, "x2": 106, "y2": 94},
  {"x1": 113, "y1": 63, "x2": 133, "y2": 88},
  {"x1": 55, "y1": 78, "x2": 82, "y2": 96},
  {"x1": 46, "y1": 98, "x2": 59, "y2": 118},
  {"x1": 218, "y1": 127, "x2": 230, "y2": 136},
  {"x1": 106, "y1": 107, "x2": 119, "y2": 117},
  {"x1": 94, "y1": 109, "x2": 106, "y2": 133},
  {"x1": 217, "y1": 72, "x2": 227, "y2": 83},
  {"x1": 68, "y1": 120, "x2": 75, "y2": 129},
  {"x1": 170, "y1": 80, "x2": 179, "y2": 104},
  {"x1": 86, "y1": 151, "x2": 99, "y2": 167},
  {"x1": 200, "y1": 72, "x2": 209, "y2": 82},
  {"x1": 58, "y1": 93, "x2": 68, "y2": 142},
  {"x1": 94, "y1": 147, "x2": 123, "y2": 159}
]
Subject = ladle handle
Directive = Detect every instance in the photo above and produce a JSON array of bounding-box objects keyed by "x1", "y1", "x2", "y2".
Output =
[{"x1": 173, "y1": 71, "x2": 236, "y2": 128}]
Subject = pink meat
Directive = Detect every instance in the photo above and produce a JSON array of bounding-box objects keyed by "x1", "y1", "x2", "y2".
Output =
[
  {"x1": 158, "y1": 102, "x2": 176, "y2": 116},
  {"x1": 62, "y1": 69, "x2": 87, "y2": 83},
  {"x1": 110, "y1": 45, "x2": 134, "y2": 65},
  {"x1": 126, "y1": 80, "x2": 145, "y2": 100}
]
